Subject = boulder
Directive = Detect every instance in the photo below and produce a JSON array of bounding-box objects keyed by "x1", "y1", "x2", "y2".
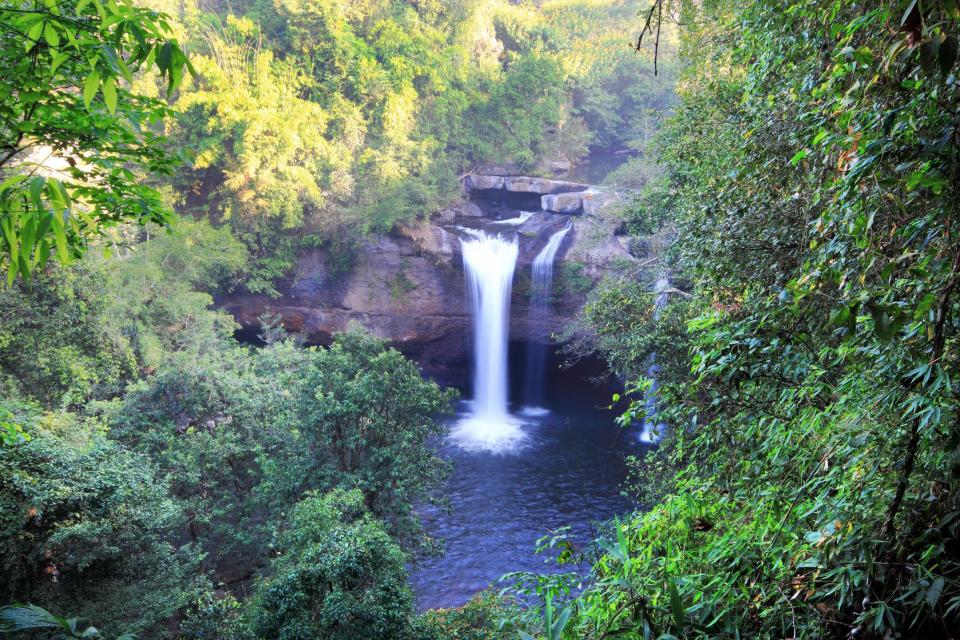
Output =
[
  {"x1": 395, "y1": 221, "x2": 458, "y2": 259},
  {"x1": 464, "y1": 174, "x2": 504, "y2": 191},
  {"x1": 503, "y1": 176, "x2": 590, "y2": 195},
  {"x1": 541, "y1": 192, "x2": 583, "y2": 214}
]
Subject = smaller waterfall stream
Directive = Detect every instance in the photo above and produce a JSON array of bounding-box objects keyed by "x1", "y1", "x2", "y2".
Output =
[
  {"x1": 451, "y1": 231, "x2": 525, "y2": 453},
  {"x1": 523, "y1": 223, "x2": 572, "y2": 413},
  {"x1": 639, "y1": 276, "x2": 670, "y2": 443}
]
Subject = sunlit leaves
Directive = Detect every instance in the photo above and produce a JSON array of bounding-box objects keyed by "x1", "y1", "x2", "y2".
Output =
[{"x1": 0, "y1": 0, "x2": 194, "y2": 282}]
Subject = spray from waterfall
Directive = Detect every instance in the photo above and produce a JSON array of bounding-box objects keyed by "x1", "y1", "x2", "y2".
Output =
[
  {"x1": 451, "y1": 231, "x2": 525, "y2": 453},
  {"x1": 523, "y1": 223, "x2": 571, "y2": 414}
]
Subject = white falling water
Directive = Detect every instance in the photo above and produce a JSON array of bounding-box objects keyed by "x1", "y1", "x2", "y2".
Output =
[
  {"x1": 451, "y1": 231, "x2": 526, "y2": 453},
  {"x1": 639, "y1": 276, "x2": 671, "y2": 443},
  {"x1": 495, "y1": 211, "x2": 535, "y2": 226},
  {"x1": 523, "y1": 223, "x2": 572, "y2": 414}
]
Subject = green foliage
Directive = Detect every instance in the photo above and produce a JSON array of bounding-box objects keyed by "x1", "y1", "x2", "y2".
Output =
[
  {"x1": 0, "y1": 219, "x2": 245, "y2": 409},
  {"x1": 94, "y1": 219, "x2": 247, "y2": 367},
  {"x1": 155, "y1": 0, "x2": 675, "y2": 289},
  {"x1": 100, "y1": 328, "x2": 454, "y2": 585},
  {"x1": 0, "y1": 409, "x2": 205, "y2": 637},
  {"x1": 103, "y1": 345, "x2": 278, "y2": 566},
  {"x1": 0, "y1": 403, "x2": 29, "y2": 446},
  {"x1": 556, "y1": 261, "x2": 592, "y2": 297},
  {"x1": 417, "y1": 591, "x2": 521, "y2": 640},
  {"x1": 263, "y1": 329, "x2": 457, "y2": 550},
  {"x1": 0, "y1": 604, "x2": 134, "y2": 640},
  {"x1": 532, "y1": 0, "x2": 960, "y2": 638},
  {"x1": 0, "y1": 0, "x2": 192, "y2": 282},
  {"x1": 462, "y1": 54, "x2": 565, "y2": 168},
  {"x1": 390, "y1": 266, "x2": 417, "y2": 303},
  {"x1": 580, "y1": 279, "x2": 690, "y2": 382},
  {"x1": 179, "y1": 593, "x2": 253, "y2": 640},
  {"x1": 0, "y1": 2, "x2": 685, "y2": 636},
  {"x1": 0, "y1": 263, "x2": 137, "y2": 409},
  {"x1": 251, "y1": 489, "x2": 415, "y2": 640}
]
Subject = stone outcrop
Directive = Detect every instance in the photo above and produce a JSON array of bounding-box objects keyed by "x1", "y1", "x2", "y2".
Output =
[
  {"x1": 220, "y1": 223, "x2": 471, "y2": 383},
  {"x1": 464, "y1": 174, "x2": 505, "y2": 191},
  {"x1": 502, "y1": 176, "x2": 589, "y2": 195},
  {"x1": 540, "y1": 188, "x2": 617, "y2": 215},
  {"x1": 581, "y1": 189, "x2": 605, "y2": 216},
  {"x1": 541, "y1": 192, "x2": 584, "y2": 214},
  {"x1": 465, "y1": 173, "x2": 616, "y2": 215},
  {"x1": 219, "y1": 193, "x2": 633, "y2": 384},
  {"x1": 465, "y1": 174, "x2": 590, "y2": 196}
]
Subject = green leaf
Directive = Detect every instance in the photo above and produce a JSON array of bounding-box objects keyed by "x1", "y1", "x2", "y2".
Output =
[
  {"x1": 156, "y1": 41, "x2": 172, "y2": 72},
  {"x1": 927, "y1": 577, "x2": 945, "y2": 609},
  {"x1": 102, "y1": 76, "x2": 117, "y2": 113},
  {"x1": 36, "y1": 237, "x2": 51, "y2": 268},
  {"x1": 27, "y1": 20, "x2": 45, "y2": 46},
  {"x1": 43, "y1": 23, "x2": 60, "y2": 48},
  {"x1": 552, "y1": 607, "x2": 572, "y2": 640},
  {"x1": 668, "y1": 577, "x2": 684, "y2": 632},
  {"x1": 50, "y1": 51, "x2": 71, "y2": 75},
  {"x1": 790, "y1": 149, "x2": 809, "y2": 165},
  {"x1": 50, "y1": 212, "x2": 70, "y2": 263},
  {"x1": 0, "y1": 604, "x2": 64, "y2": 633},
  {"x1": 83, "y1": 70, "x2": 100, "y2": 109},
  {"x1": 28, "y1": 176, "x2": 45, "y2": 210},
  {"x1": 853, "y1": 47, "x2": 873, "y2": 64}
]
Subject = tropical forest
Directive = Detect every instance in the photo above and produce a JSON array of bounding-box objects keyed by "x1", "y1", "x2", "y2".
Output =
[{"x1": 1, "y1": 0, "x2": 959, "y2": 638}]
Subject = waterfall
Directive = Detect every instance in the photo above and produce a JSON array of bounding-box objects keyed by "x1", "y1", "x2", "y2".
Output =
[
  {"x1": 451, "y1": 231, "x2": 525, "y2": 453},
  {"x1": 496, "y1": 211, "x2": 534, "y2": 226},
  {"x1": 639, "y1": 276, "x2": 670, "y2": 443},
  {"x1": 523, "y1": 223, "x2": 572, "y2": 413}
]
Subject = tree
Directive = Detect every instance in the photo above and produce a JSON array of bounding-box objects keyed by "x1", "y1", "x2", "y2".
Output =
[
  {"x1": 545, "y1": 1, "x2": 960, "y2": 637},
  {"x1": 0, "y1": 261, "x2": 136, "y2": 409},
  {"x1": 0, "y1": 406, "x2": 205, "y2": 636},
  {"x1": 0, "y1": 0, "x2": 192, "y2": 282},
  {"x1": 105, "y1": 342, "x2": 284, "y2": 577},
  {"x1": 251, "y1": 489, "x2": 416, "y2": 640},
  {"x1": 262, "y1": 330, "x2": 456, "y2": 551}
]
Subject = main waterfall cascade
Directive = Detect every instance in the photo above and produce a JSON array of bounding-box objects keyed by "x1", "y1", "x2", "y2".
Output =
[
  {"x1": 451, "y1": 231, "x2": 526, "y2": 453},
  {"x1": 523, "y1": 223, "x2": 572, "y2": 414}
]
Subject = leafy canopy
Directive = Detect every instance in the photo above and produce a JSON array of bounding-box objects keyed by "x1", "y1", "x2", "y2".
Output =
[{"x1": 0, "y1": 0, "x2": 191, "y2": 282}]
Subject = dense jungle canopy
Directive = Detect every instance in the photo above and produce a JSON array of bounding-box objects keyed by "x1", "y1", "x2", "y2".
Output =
[{"x1": 1, "y1": 0, "x2": 960, "y2": 639}]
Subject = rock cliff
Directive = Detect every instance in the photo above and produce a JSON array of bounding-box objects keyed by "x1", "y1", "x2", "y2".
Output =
[{"x1": 219, "y1": 186, "x2": 630, "y2": 383}]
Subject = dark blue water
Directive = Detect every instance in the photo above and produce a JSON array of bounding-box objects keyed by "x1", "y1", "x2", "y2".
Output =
[{"x1": 411, "y1": 349, "x2": 641, "y2": 610}]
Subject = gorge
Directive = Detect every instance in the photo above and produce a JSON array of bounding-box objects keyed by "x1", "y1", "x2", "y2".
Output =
[{"x1": 6, "y1": 0, "x2": 957, "y2": 635}]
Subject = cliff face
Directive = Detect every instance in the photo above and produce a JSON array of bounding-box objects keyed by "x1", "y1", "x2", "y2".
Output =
[{"x1": 219, "y1": 187, "x2": 632, "y2": 383}]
